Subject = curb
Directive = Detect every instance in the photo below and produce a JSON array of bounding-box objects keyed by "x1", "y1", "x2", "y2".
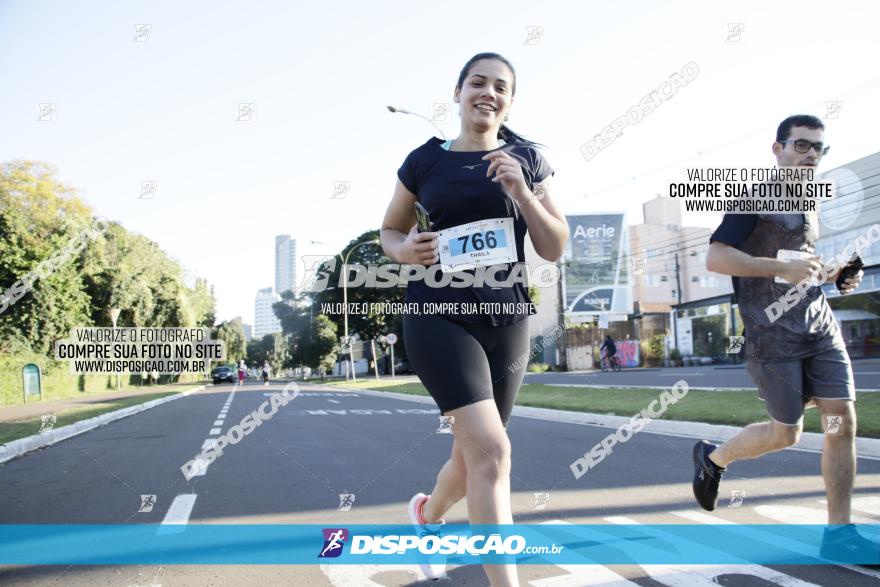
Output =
[
  {"x1": 0, "y1": 385, "x2": 206, "y2": 465},
  {"x1": 543, "y1": 382, "x2": 879, "y2": 393},
  {"x1": 328, "y1": 385, "x2": 880, "y2": 460}
]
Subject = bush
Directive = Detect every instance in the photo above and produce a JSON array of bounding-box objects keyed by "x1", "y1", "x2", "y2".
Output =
[
  {"x1": 1, "y1": 352, "x2": 202, "y2": 406},
  {"x1": 527, "y1": 362, "x2": 550, "y2": 373}
]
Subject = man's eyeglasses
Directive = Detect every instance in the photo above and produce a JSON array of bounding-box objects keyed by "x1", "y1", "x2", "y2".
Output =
[{"x1": 779, "y1": 139, "x2": 830, "y2": 156}]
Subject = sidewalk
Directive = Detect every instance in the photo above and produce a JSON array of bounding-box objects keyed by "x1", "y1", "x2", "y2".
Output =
[{"x1": 0, "y1": 382, "x2": 205, "y2": 423}]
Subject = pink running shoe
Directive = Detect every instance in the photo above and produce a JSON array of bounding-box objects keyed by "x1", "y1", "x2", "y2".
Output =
[{"x1": 407, "y1": 493, "x2": 447, "y2": 580}]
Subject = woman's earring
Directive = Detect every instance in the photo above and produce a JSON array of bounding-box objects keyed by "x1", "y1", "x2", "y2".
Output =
[{"x1": 504, "y1": 114, "x2": 510, "y2": 121}]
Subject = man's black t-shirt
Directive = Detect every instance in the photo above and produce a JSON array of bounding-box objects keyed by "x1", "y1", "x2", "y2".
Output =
[
  {"x1": 709, "y1": 212, "x2": 843, "y2": 361},
  {"x1": 397, "y1": 137, "x2": 555, "y2": 326},
  {"x1": 708, "y1": 214, "x2": 758, "y2": 301}
]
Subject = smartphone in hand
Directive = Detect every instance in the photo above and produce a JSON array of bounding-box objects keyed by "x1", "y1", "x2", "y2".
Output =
[
  {"x1": 414, "y1": 202, "x2": 432, "y2": 233},
  {"x1": 836, "y1": 255, "x2": 864, "y2": 292}
]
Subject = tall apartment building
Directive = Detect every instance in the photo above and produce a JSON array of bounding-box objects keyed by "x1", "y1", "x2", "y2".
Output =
[
  {"x1": 275, "y1": 235, "x2": 297, "y2": 295},
  {"x1": 254, "y1": 287, "x2": 282, "y2": 339}
]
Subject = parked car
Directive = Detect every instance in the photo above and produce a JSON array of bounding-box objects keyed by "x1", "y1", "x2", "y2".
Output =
[
  {"x1": 212, "y1": 366, "x2": 236, "y2": 384},
  {"x1": 394, "y1": 359, "x2": 414, "y2": 375}
]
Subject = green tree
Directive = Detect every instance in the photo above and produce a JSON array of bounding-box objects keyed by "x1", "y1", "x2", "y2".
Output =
[
  {"x1": 310, "y1": 229, "x2": 404, "y2": 341},
  {"x1": 302, "y1": 314, "x2": 339, "y2": 373},
  {"x1": 0, "y1": 161, "x2": 95, "y2": 353},
  {"x1": 215, "y1": 318, "x2": 246, "y2": 364}
]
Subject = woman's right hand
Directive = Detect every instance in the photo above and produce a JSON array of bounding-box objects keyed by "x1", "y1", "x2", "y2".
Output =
[{"x1": 400, "y1": 224, "x2": 439, "y2": 266}]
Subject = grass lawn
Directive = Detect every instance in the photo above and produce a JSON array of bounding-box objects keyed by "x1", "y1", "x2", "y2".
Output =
[
  {"x1": 326, "y1": 380, "x2": 880, "y2": 438},
  {"x1": 0, "y1": 392, "x2": 178, "y2": 445}
]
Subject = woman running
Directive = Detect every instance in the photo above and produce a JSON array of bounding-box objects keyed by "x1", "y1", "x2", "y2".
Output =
[
  {"x1": 380, "y1": 52, "x2": 568, "y2": 586},
  {"x1": 237, "y1": 359, "x2": 246, "y2": 386}
]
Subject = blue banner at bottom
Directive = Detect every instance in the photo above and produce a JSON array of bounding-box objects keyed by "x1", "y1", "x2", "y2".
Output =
[{"x1": 1, "y1": 524, "x2": 878, "y2": 565}]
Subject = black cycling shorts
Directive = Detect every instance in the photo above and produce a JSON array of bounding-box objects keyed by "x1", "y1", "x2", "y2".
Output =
[{"x1": 403, "y1": 313, "x2": 530, "y2": 426}]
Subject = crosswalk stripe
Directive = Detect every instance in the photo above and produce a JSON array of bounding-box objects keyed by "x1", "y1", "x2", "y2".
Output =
[
  {"x1": 819, "y1": 497, "x2": 880, "y2": 519},
  {"x1": 158, "y1": 494, "x2": 197, "y2": 535},
  {"x1": 672, "y1": 508, "x2": 880, "y2": 580},
  {"x1": 754, "y1": 504, "x2": 876, "y2": 525},
  {"x1": 527, "y1": 520, "x2": 640, "y2": 586},
  {"x1": 604, "y1": 516, "x2": 821, "y2": 586}
]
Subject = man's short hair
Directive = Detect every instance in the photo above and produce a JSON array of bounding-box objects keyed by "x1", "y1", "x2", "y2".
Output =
[{"x1": 776, "y1": 114, "x2": 825, "y2": 143}]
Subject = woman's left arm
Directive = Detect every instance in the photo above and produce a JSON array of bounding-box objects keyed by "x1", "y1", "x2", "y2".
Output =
[{"x1": 483, "y1": 150, "x2": 569, "y2": 261}]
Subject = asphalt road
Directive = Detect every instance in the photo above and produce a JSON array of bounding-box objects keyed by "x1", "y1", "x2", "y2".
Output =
[
  {"x1": 525, "y1": 360, "x2": 880, "y2": 391},
  {"x1": 1, "y1": 379, "x2": 878, "y2": 586}
]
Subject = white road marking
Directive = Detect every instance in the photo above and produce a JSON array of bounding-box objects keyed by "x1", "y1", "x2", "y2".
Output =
[
  {"x1": 820, "y1": 496, "x2": 880, "y2": 518},
  {"x1": 327, "y1": 399, "x2": 341, "y2": 404},
  {"x1": 213, "y1": 420, "x2": 224, "y2": 427},
  {"x1": 669, "y1": 510, "x2": 734, "y2": 525},
  {"x1": 672, "y1": 508, "x2": 880, "y2": 580},
  {"x1": 188, "y1": 457, "x2": 209, "y2": 478},
  {"x1": 320, "y1": 564, "x2": 424, "y2": 586},
  {"x1": 604, "y1": 516, "x2": 820, "y2": 586},
  {"x1": 159, "y1": 494, "x2": 197, "y2": 533},
  {"x1": 530, "y1": 519, "x2": 639, "y2": 586},
  {"x1": 754, "y1": 504, "x2": 876, "y2": 525},
  {"x1": 201, "y1": 439, "x2": 217, "y2": 450},
  {"x1": 209, "y1": 428, "x2": 221, "y2": 435}
]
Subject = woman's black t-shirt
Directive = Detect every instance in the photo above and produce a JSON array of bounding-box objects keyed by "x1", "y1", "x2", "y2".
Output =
[{"x1": 396, "y1": 136, "x2": 555, "y2": 326}]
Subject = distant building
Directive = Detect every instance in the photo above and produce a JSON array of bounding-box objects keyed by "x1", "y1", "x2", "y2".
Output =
[
  {"x1": 254, "y1": 287, "x2": 282, "y2": 339},
  {"x1": 242, "y1": 323, "x2": 253, "y2": 341},
  {"x1": 629, "y1": 195, "x2": 731, "y2": 313},
  {"x1": 275, "y1": 235, "x2": 297, "y2": 294}
]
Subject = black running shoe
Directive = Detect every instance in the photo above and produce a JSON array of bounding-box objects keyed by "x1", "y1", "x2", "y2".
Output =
[
  {"x1": 820, "y1": 525, "x2": 880, "y2": 567},
  {"x1": 692, "y1": 440, "x2": 725, "y2": 511}
]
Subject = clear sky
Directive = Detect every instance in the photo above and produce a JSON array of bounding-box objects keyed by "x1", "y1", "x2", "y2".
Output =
[{"x1": 3, "y1": 0, "x2": 878, "y2": 324}]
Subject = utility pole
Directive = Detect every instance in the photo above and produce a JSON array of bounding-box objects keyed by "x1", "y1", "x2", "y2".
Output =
[
  {"x1": 674, "y1": 252, "x2": 682, "y2": 306},
  {"x1": 556, "y1": 260, "x2": 568, "y2": 371}
]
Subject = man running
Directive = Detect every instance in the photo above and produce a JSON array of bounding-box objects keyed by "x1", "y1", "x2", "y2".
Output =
[{"x1": 694, "y1": 114, "x2": 875, "y2": 561}]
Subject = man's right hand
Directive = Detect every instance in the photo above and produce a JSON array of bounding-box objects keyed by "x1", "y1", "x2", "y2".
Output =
[
  {"x1": 400, "y1": 224, "x2": 439, "y2": 266},
  {"x1": 777, "y1": 256, "x2": 822, "y2": 285}
]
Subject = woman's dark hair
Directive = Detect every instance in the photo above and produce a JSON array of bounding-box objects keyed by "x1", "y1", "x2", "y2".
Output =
[{"x1": 456, "y1": 52, "x2": 542, "y2": 148}]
